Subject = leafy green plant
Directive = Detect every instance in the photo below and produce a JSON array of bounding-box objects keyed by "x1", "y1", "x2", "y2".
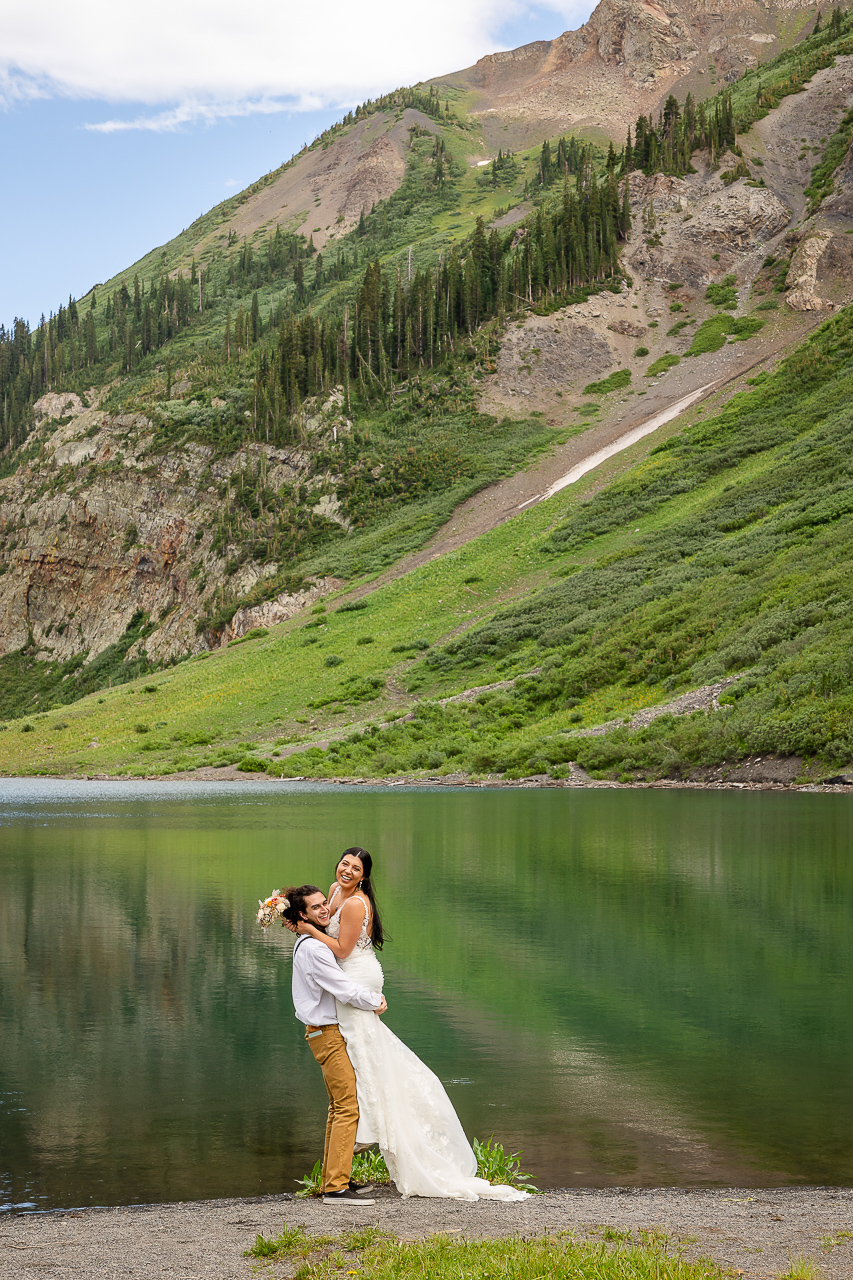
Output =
[
  {"x1": 472, "y1": 1135, "x2": 541, "y2": 1192},
  {"x1": 352, "y1": 1147, "x2": 392, "y2": 1185},
  {"x1": 294, "y1": 1158, "x2": 323, "y2": 1198}
]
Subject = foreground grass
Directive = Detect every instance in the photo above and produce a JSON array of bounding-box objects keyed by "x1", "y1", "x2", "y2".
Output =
[{"x1": 245, "y1": 1225, "x2": 725, "y2": 1280}]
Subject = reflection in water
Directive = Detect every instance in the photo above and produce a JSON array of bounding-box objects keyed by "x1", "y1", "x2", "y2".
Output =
[{"x1": 0, "y1": 779, "x2": 850, "y2": 1210}]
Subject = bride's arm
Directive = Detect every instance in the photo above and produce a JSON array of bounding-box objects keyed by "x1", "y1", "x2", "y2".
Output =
[{"x1": 296, "y1": 896, "x2": 365, "y2": 960}]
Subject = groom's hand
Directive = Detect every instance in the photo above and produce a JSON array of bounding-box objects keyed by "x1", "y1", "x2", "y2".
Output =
[{"x1": 374, "y1": 996, "x2": 388, "y2": 1016}]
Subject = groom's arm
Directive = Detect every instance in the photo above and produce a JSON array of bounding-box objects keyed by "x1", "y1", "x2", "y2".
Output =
[{"x1": 306, "y1": 942, "x2": 385, "y2": 1012}]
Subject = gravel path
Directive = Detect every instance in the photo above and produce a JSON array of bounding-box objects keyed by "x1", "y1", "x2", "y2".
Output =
[{"x1": 2, "y1": 1187, "x2": 851, "y2": 1279}]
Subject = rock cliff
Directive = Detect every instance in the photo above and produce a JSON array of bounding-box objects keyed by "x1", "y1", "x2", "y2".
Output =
[{"x1": 0, "y1": 396, "x2": 349, "y2": 667}]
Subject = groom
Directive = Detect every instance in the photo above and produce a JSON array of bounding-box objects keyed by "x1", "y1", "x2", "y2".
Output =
[{"x1": 290, "y1": 886, "x2": 386, "y2": 1206}]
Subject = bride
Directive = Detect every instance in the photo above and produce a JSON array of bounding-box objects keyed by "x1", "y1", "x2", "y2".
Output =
[{"x1": 294, "y1": 846, "x2": 528, "y2": 1202}]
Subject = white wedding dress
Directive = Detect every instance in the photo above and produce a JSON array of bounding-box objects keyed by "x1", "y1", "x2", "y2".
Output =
[{"x1": 328, "y1": 895, "x2": 528, "y2": 1201}]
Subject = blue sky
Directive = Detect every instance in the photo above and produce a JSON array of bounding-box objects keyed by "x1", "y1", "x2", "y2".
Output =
[{"x1": 0, "y1": 0, "x2": 594, "y2": 328}]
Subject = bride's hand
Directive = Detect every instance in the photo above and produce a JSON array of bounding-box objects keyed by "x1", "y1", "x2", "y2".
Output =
[
  {"x1": 374, "y1": 996, "x2": 388, "y2": 1015},
  {"x1": 295, "y1": 920, "x2": 315, "y2": 935}
]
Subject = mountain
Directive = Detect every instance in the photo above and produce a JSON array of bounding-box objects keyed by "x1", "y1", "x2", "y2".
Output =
[
  {"x1": 1, "y1": 5, "x2": 852, "y2": 784},
  {"x1": 435, "y1": 0, "x2": 818, "y2": 146}
]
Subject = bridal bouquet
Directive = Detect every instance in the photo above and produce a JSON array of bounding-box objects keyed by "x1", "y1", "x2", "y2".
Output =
[{"x1": 257, "y1": 891, "x2": 289, "y2": 928}]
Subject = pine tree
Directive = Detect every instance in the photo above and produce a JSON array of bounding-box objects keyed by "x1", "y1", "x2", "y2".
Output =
[{"x1": 84, "y1": 311, "x2": 97, "y2": 365}]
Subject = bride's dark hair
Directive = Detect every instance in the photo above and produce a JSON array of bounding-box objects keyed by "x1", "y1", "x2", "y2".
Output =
[
  {"x1": 279, "y1": 885, "x2": 323, "y2": 928},
  {"x1": 336, "y1": 847, "x2": 387, "y2": 951}
]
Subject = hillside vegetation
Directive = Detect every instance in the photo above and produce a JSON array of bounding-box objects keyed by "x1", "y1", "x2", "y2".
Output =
[
  {"x1": 2, "y1": 16, "x2": 853, "y2": 780},
  {"x1": 1, "y1": 303, "x2": 852, "y2": 781}
]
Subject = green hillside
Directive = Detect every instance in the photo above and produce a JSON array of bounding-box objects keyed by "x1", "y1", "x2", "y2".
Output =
[
  {"x1": 2, "y1": 19, "x2": 853, "y2": 780},
  {"x1": 2, "y1": 303, "x2": 852, "y2": 781}
]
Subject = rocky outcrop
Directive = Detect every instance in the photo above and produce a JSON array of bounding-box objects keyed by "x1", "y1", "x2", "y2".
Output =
[
  {"x1": 492, "y1": 318, "x2": 615, "y2": 399},
  {"x1": 786, "y1": 231, "x2": 834, "y2": 310},
  {"x1": 0, "y1": 396, "x2": 351, "y2": 667},
  {"x1": 626, "y1": 172, "x2": 691, "y2": 213},
  {"x1": 626, "y1": 161, "x2": 791, "y2": 288},
  {"x1": 608, "y1": 318, "x2": 648, "y2": 337},
  {"x1": 684, "y1": 184, "x2": 790, "y2": 250},
  {"x1": 218, "y1": 578, "x2": 343, "y2": 647}
]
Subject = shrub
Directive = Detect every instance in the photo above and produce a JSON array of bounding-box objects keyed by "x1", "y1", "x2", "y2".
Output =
[
  {"x1": 237, "y1": 756, "x2": 268, "y2": 772},
  {"x1": 646, "y1": 353, "x2": 680, "y2": 377},
  {"x1": 582, "y1": 369, "x2": 631, "y2": 395},
  {"x1": 634, "y1": 346, "x2": 650, "y2": 357},
  {"x1": 705, "y1": 275, "x2": 738, "y2": 309},
  {"x1": 324, "y1": 654, "x2": 344, "y2": 666}
]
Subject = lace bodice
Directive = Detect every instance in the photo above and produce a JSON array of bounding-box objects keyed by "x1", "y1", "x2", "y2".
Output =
[{"x1": 326, "y1": 889, "x2": 374, "y2": 952}]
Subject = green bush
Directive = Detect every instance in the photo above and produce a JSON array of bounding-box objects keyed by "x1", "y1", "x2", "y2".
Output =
[
  {"x1": 237, "y1": 756, "x2": 268, "y2": 772},
  {"x1": 645, "y1": 353, "x2": 680, "y2": 377},
  {"x1": 705, "y1": 275, "x2": 738, "y2": 309},
  {"x1": 582, "y1": 369, "x2": 631, "y2": 396}
]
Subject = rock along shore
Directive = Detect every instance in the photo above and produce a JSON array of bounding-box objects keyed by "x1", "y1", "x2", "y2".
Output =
[{"x1": 1, "y1": 1187, "x2": 851, "y2": 1280}]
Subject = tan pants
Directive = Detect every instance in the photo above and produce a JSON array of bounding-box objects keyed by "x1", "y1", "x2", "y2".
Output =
[{"x1": 305, "y1": 1025, "x2": 358, "y2": 1194}]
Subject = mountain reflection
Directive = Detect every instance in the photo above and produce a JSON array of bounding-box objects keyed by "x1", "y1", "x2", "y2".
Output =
[{"x1": 0, "y1": 783, "x2": 850, "y2": 1208}]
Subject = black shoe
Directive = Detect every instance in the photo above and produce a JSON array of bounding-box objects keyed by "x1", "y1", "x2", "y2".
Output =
[
  {"x1": 349, "y1": 1179, "x2": 375, "y2": 1194},
  {"x1": 322, "y1": 1188, "x2": 376, "y2": 1206}
]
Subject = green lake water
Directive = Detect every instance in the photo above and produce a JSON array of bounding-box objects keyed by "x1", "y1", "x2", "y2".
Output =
[{"x1": 0, "y1": 779, "x2": 851, "y2": 1211}]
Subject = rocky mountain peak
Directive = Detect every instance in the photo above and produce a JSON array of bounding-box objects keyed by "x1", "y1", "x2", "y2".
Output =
[{"x1": 438, "y1": 0, "x2": 816, "y2": 144}]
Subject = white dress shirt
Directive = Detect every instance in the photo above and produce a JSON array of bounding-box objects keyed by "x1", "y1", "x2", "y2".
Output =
[{"x1": 292, "y1": 935, "x2": 383, "y2": 1025}]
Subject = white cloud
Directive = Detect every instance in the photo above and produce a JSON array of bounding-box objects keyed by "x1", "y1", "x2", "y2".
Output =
[
  {"x1": 86, "y1": 98, "x2": 292, "y2": 134},
  {"x1": 0, "y1": 0, "x2": 592, "y2": 124}
]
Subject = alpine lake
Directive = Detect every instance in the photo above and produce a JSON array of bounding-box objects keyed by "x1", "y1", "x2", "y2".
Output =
[{"x1": 1, "y1": 778, "x2": 851, "y2": 1212}]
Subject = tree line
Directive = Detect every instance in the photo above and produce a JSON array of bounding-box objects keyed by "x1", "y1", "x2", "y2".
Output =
[{"x1": 252, "y1": 157, "x2": 629, "y2": 443}]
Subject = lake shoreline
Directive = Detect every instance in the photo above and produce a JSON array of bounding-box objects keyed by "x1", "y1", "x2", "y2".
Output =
[
  {"x1": 7, "y1": 763, "x2": 852, "y2": 793},
  {"x1": 3, "y1": 1186, "x2": 851, "y2": 1280}
]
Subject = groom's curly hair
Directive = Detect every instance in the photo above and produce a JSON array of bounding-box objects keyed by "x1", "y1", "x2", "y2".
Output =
[{"x1": 279, "y1": 885, "x2": 323, "y2": 927}]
